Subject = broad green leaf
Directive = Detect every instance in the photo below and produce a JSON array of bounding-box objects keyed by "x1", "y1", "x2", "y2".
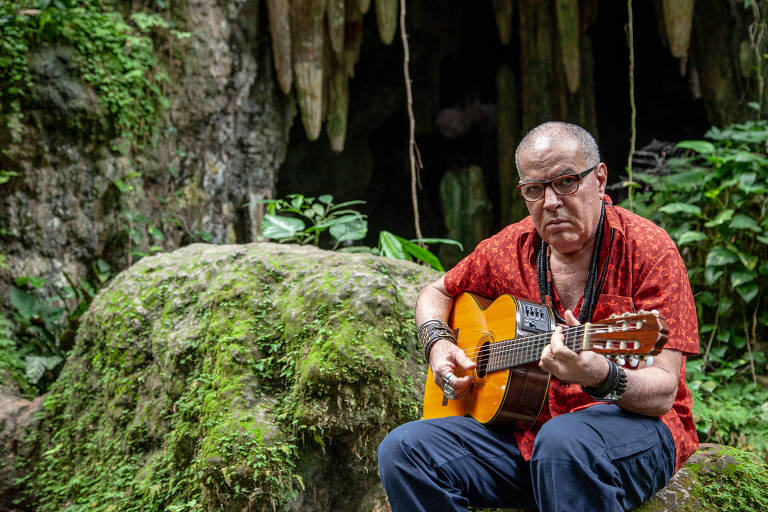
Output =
[
  {"x1": 716, "y1": 297, "x2": 733, "y2": 317},
  {"x1": 148, "y1": 226, "x2": 163, "y2": 240},
  {"x1": 311, "y1": 214, "x2": 367, "y2": 231},
  {"x1": 194, "y1": 230, "x2": 213, "y2": 243},
  {"x1": 25, "y1": 354, "x2": 63, "y2": 384},
  {"x1": 696, "y1": 291, "x2": 716, "y2": 307},
  {"x1": 730, "y1": 270, "x2": 756, "y2": 288},
  {"x1": 317, "y1": 194, "x2": 333, "y2": 204},
  {"x1": 330, "y1": 217, "x2": 367, "y2": 243},
  {"x1": 737, "y1": 251, "x2": 758, "y2": 271},
  {"x1": 676, "y1": 231, "x2": 707, "y2": 246},
  {"x1": 15, "y1": 276, "x2": 48, "y2": 289},
  {"x1": 402, "y1": 241, "x2": 444, "y2": 271},
  {"x1": 113, "y1": 179, "x2": 133, "y2": 193},
  {"x1": 659, "y1": 203, "x2": 702, "y2": 216},
  {"x1": 411, "y1": 237, "x2": 464, "y2": 250},
  {"x1": 311, "y1": 203, "x2": 325, "y2": 217},
  {"x1": 757, "y1": 235, "x2": 768, "y2": 245},
  {"x1": 0, "y1": 170, "x2": 19, "y2": 184},
  {"x1": 10, "y1": 288, "x2": 38, "y2": 319},
  {"x1": 705, "y1": 246, "x2": 738, "y2": 267},
  {"x1": 261, "y1": 214, "x2": 305, "y2": 240},
  {"x1": 676, "y1": 140, "x2": 715, "y2": 154},
  {"x1": 326, "y1": 200, "x2": 367, "y2": 214},
  {"x1": 289, "y1": 194, "x2": 305, "y2": 210},
  {"x1": 759, "y1": 262, "x2": 768, "y2": 276},
  {"x1": 729, "y1": 214, "x2": 761, "y2": 232},
  {"x1": 704, "y1": 267, "x2": 723, "y2": 286},
  {"x1": 667, "y1": 168, "x2": 713, "y2": 187},
  {"x1": 704, "y1": 209, "x2": 734, "y2": 228},
  {"x1": 379, "y1": 230, "x2": 409, "y2": 260},
  {"x1": 94, "y1": 258, "x2": 111, "y2": 274},
  {"x1": 736, "y1": 282, "x2": 759, "y2": 304},
  {"x1": 738, "y1": 172, "x2": 757, "y2": 188}
]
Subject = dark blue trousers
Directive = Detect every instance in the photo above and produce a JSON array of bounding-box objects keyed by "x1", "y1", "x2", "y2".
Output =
[{"x1": 377, "y1": 404, "x2": 675, "y2": 512}]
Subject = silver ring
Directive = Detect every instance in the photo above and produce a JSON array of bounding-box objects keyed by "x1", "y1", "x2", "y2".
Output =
[
  {"x1": 442, "y1": 372, "x2": 456, "y2": 386},
  {"x1": 443, "y1": 389, "x2": 455, "y2": 400}
]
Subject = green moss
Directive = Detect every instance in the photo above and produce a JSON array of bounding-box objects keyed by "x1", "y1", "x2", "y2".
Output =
[{"x1": 20, "y1": 245, "x2": 438, "y2": 510}]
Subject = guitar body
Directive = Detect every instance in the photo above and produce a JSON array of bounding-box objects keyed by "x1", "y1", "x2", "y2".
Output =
[{"x1": 422, "y1": 293, "x2": 555, "y2": 430}]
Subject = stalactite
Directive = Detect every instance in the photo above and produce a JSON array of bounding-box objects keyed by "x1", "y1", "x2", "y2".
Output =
[
  {"x1": 491, "y1": 0, "x2": 513, "y2": 46},
  {"x1": 662, "y1": 0, "x2": 695, "y2": 58},
  {"x1": 266, "y1": 0, "x2": 292, "y2": 94},
  {"x1": 326, "y1": 51, "x2": 349, "y2": 152},
  {"x1": 496, "y1": 65, "x2": 527, "y2": 226},
  {"x1": 291, "y1": 0, "x2": 326, "y2": 140},
  {"x1": 518, "y1": 0, "x2": 557, "y2": 131},
  {"x1": 556, "y1": 0, "x2": 581, "y2": 93},
  {"x1": 358, "y1": 0, "x2": 371, "y2": 15},
  {"x1": 327, "y1": 0, "x2": 346, "y2": 54},
  {"x1": 375, "y1": 0, "x2": 398, "y2": 45},
  {"x1": 345, "y1": 0, "x2": 364, "y2": 77}
]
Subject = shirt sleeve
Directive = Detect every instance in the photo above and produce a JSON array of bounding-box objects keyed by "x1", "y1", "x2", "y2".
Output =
[
  {"x1": 630, "y1": 236, "x2": 700, "y2": 355},
  {"x1": 444, "y1": 237, "x2": 498, "y2": 298}
]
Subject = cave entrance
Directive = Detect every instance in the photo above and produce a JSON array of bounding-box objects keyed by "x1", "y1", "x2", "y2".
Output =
[{"x1": 276, "y1": 1, "x2": 710, "y2": 253}]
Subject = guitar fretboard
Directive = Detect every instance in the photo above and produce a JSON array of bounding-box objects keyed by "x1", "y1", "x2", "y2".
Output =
[{"x1": 484, "y1": 325, "x2": 590, "y2": 373}]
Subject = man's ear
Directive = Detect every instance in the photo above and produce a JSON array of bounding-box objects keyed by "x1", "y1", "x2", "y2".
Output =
[{"x1": 595, "y1": 163, "x2": 608, "y2": 195}]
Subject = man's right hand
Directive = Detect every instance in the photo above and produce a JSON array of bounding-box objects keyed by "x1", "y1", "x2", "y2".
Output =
[{"x1": 429, "y1": 339, "x2": 477, "y2": 399}]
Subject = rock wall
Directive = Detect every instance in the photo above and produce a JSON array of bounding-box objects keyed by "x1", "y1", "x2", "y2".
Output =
[
  {"x1": 0, "y1": 0, "x2": 293, "y2": 315},
  {"x1": 9, "y1": 243, "x2": 437, "y2": 511}
]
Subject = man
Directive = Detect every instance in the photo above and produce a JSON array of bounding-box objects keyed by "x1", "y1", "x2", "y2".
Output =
[{"x1": 377, "y1": 122, "x2": 699, "y2": 511}]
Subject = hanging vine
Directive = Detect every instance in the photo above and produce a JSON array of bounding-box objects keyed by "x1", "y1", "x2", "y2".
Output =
[
  {"x1": 399, "y1": 0, "x2": 423, "y2": 242},
  {"x1": 748, "y1": 0, "x2": 766, "y2": 117},
  {"x1": 625, "y1": 0, "x2": 637, "y2": 210}
]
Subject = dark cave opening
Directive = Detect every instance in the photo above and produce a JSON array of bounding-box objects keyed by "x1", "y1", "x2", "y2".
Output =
[{"x1": 276, "y1": 1, "x2": 710, "y2": 252}]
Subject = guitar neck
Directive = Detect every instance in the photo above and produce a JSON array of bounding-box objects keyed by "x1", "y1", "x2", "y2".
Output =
[{"x1": 486, "y1": 324, "x2": 589, "y2": 373}]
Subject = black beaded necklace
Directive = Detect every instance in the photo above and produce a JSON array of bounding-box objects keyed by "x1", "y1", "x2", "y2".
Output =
[{"x1": 537, "y1": 201, "x2": 614, "y2": 324}]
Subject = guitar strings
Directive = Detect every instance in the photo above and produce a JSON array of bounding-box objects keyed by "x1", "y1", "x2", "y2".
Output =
[{"x1": 460, "y1": 324, "x2": 635, "y2": 365}]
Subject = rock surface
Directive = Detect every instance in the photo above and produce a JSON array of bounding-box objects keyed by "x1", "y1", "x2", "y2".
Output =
[
  {"x1": 10, "y1": 243, "x2": 438, "y2": 511},
  {"x1": 0, "y1": 393, "x2": 43, "y2": 511},
  {"x1": 0, "y1": 0, "x2": 292, "y2": 317}
]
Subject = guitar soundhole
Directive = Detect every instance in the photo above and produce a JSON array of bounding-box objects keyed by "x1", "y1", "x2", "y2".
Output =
[{"x1": 475, "y1": 342, "x2": 490, "y2": 379}]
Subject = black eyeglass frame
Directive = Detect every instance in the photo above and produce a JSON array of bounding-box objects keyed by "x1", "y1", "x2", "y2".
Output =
[{"x1": 516, "y1": 165, "x2": 598, "y2": 202}]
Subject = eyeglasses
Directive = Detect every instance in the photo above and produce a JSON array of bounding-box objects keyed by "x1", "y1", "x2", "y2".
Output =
[{"x1": 516, "y1": 165, "x2": 597, "y2": 202}]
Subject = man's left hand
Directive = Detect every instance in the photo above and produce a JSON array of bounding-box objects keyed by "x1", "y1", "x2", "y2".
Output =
[{"x1": 539, "y1": 310, "x2": 611, "y2": 387}]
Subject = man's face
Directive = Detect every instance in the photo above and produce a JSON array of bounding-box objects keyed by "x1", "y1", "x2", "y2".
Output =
[{"x1": 517, "y1": 134, "x2": 606, "y2": 257}]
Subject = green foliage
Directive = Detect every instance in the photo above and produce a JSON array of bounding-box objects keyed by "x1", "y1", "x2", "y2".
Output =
[
  {"x1": 257, "y1": 193, "x2": 368, "y2": 249},
  {"x1": 0, "y1": 1, "x2": 172, "y2": 148},
  {"x1": 374, "y1": 231, "x2": 462, "y2": 272},
  {"x1": 0, "y1": 311, "x2": 33, "y2": 394},
  {"x1": 257, "y1": 194, "x2": 461, "y2": 270},
  {"x1": 6, "y1": 260, "x2": 110, "y2": 392},
  {"x1": 628, "y1": 119, "x2": 768, "y2": 458}
]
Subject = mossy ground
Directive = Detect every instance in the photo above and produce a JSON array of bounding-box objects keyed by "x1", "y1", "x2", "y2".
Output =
[{"x1": 21, "y1": 243, "x2": 437, "y2": 511}]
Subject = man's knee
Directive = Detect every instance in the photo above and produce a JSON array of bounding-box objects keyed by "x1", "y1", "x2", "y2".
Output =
[
  {"x1": 377, "y1": 421, "x2": 423, "y2": 476},
  {"x1": 531, "y1": 411, "x2": 601, "y2": 463}
]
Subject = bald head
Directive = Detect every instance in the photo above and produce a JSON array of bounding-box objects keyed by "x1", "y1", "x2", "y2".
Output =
[{"x1": 515, "y1": 122, "x2": 600, "y2": 178}]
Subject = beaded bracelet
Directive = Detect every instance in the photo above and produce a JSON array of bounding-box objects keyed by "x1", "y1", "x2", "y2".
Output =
[
  {"x1": 582, "y1": 360, "x2": 627, "y2": 403},
  {"x1": 417, "y1": 319, "x2": 457, "y2": 361}
]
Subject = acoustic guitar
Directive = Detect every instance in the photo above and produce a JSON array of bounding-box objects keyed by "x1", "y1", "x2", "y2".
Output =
[{"x1": 422, "y1": 293, "x2": 668, "y2": 430}]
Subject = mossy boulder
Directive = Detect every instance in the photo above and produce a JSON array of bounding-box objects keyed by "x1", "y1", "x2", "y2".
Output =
[
  {"x1": 636, "y1": 443, "x2": 768, "y2": 511},
  {"x1": 17, "y1": 243, "x2": 439, "y2": 511}
]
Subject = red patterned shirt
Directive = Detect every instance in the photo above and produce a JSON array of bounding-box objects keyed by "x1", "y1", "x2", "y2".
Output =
[{"x1": 444, "y1": 196, "x2": 699, "y2": 472}]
